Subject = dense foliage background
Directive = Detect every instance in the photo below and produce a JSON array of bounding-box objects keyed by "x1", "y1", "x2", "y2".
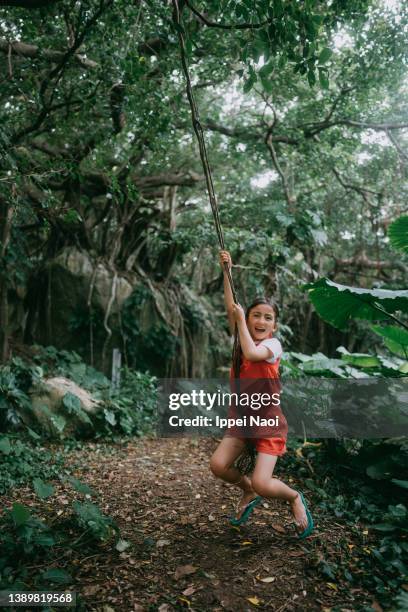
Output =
[{"x1": 0, "y1": 0, "x2": 407, "y2": 376}]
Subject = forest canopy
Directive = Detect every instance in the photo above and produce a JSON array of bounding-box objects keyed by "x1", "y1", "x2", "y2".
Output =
[{"x1": 0, "y1": 0, "x2": 407, "y2": 376}]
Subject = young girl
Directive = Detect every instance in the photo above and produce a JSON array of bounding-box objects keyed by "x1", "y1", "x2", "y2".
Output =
[{"x1": 210, "y1": 250, "x2": 313, "y2": 538}]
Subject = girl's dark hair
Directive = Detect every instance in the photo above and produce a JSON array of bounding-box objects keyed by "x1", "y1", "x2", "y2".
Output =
[
  {"x1": 245, "y1": 296, "x2": 279, "y2": 322},
  {"x1": 232, "y1": 296, "x2": 280, "y2": 475}
]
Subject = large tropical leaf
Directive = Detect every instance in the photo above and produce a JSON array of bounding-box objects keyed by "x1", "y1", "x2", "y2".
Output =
[
  {"x1": 371, "y1": 325, "x2": 408, "y2": 358},
  {"x1": 303, "y1": 278, "x2": 408, "y2": 330},
  {"x1": 388, "y1": 216, "x2": 408, "y2": 254}
]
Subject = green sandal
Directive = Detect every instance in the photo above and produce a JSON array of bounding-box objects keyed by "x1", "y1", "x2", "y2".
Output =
[
  {"x1": 229, "y1": 496, "x2": 262, "y2": 526},
  {"x1": 295, "y1": 490, "x2": 314, "y2": 539}
]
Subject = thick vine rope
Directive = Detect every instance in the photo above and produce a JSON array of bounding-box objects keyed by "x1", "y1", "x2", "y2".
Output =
[{"x1": 172, "y1": 0, "x2": 256, "y2": 474}]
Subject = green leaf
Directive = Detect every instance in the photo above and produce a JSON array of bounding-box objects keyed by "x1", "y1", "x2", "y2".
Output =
[
  {"x1": 62, "y1": 392, "x2": 92, "y2": 425},
  {"x1": 366, "y1": 460, "x2": 394, "y2": 480},
  {"x1": 307, "y1": 69, "x2": 316, "y2": 87},
  {"x1": 104, "y1": 409, "x2": 117, "y2": 426},
  {"x1": 388, "y1": 216, "x2": 408, "y2": 253},
  {"x1": 318, "y1": 68, "x2": 329, "y2": 89},
  {"x1": 36, "y1": 533, "x2": 56, "y2": 547},
  {"x1": 38, "y1": 404, "x2": 67, "y2": 434},
  {"x1": 33, "y1": 478, "x2": 55, "y2": 499},
  {"x1": 260, "y1": 77, "x2": 274, "y2": 93},
  {"x1": 62, "y1": 392, "x2": 81, "y2": 411},
  {"x1": 67, "y1": 476, "x2": 95, "y2": 496},
  {"x1": 318, "y1": 47, "x2": 333, "y2": 63},
  {"x1": 399, "y1": 361, "x2": 408, "y2": 373},
  {"x1": 185, "y1": 37, "x2": 193, "y2": 57},
  {"x1": 12, "y1": 503, "x2": 31, "y2": 526},
  {"x1": 391, "y1": 479, "x2": 408, "y2": 489},
  {"x1": 259, "y1": 61, "x2": 275, "y2": 78},
  {"x1": 272, "y1": 0, "x2": 283, "y2": 18},
  {"x1": 372, "y1": 325, "x2": 408, "y2": 346},
  {"x1": 27, "y1": 427, "x2": 41, "y2": 440},
  {"x1": 0, "y1": 436, "x2": 11, "y2": 454},
  {"x1": 243, "y1": 74, "x2": 257, "y2": 93},
  {"x1": 371, "y1": 324, "x2": 408, "y2": 357},
  {"x1": 42, "y1": 568, "x2": 73, "y2": 584},
  {"x1": 173, "y1": 23, "x2": 185, "y2": 37},
  {"x1": 371, "y1": 523, "x2": 397, "y2": 532},
  {"x1": 340, "y1": 352, "x2": 381, "y2": 368},
  {"x1": 304, "y1": 277, "x2": 408, "y2": 330},
  {"x1": 310, "y1": 228, "x2": 328, "y2": 245}
]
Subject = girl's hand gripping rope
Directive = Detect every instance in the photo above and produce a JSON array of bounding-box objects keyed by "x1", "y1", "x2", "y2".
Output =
[
  {"x1": 219, "y1": 249, "x2": 232, "y2": 271},
  {"x1": 232, "y1": 302, "x2": 245, "y2": 324}
]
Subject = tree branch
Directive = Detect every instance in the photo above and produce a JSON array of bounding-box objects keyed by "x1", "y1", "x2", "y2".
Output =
[
  {"x1": 332, "y1": 167, "x2": 381, "y2": 201},
  {"x1": 302, "y1": 117, "x2": 408, "y2": 138},
  {"x1": 11, "y1": 0, "x2": 113, "y2": 144},
  {"x1": 0, "y1": 0, "x2": 60, "y2": 7},
  {"x1": 184, "y1": 0, "x2": 270, "y2": 30},
  {"x1": 335, "y1": 252, "x2": 407, "y2": 274},
  {"x1": 265, "y1": 126, "x2": 296, "y2": 212},
  {"x1": 0, "y1": 39, "x2": 98, "y2": 69},
  {"x1": 204, "y1": 118, "x2": 299, "y2": 144},
  {"x1": 386, "y1": 129, "x2": 408, "y2": 164}
]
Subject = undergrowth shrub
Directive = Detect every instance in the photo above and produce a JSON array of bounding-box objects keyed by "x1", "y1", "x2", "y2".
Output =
[
  {"x1": 0, "y1": 434, "x2": 64, "y2": 494},
  {"x1": 0, "y1": 347, "x2": 157, "y2": 440}
]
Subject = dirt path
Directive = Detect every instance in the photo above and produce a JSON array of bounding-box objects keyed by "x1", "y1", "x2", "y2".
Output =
[{"x1": 59, "y1": 437, "x2": 377, "y2": 611}]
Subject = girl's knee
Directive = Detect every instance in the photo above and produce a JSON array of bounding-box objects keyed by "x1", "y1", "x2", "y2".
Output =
[{"x1": 209, "y1": 455, "x2": 227, "y2": 479}]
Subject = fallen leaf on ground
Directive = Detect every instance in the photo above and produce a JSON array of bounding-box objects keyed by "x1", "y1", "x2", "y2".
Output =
[
  {"x1": 115, "y1": 539, "x2": 131, "y2": 552},
  {"x1": 182, "y1": 585, "x2": 196, "y2": 596},
  {"x1": 256, "y1": 576, "x2": 275, "y2": 583},
  {"x1": 247, "y1": 596, "x2": 261, "y2": 606},
  {"x1": 271, "y1": 524, "x2": 286, "y2": 533},
  {"x1": 288, "y1": 550, "x2": 305, "y2": 557},
  {"x1": 156, "y1": 539, "x2": 171, "y2": 547},
  {"x1": 174, "y1": 564, "x2": 198, "y2": 580},
  {"x1": 82, "y1": 584, "x2": 99, "y2": 597},
  {"x1": 326, "y1": 582, "x2": 338, "y2": 590}
]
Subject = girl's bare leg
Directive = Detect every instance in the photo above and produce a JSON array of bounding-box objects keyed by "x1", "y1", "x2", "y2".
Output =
[
  {"x1": 251, "y1": 453, "x2": 308, "y2": 531},
  {"x1": 210, "y1": 436, "x2": 257, "y2": 519}
]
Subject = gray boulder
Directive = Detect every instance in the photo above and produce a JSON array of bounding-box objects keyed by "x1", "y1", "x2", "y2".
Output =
[{"x1": 26, "y1": 376, "x2": 103, "y2": 437}]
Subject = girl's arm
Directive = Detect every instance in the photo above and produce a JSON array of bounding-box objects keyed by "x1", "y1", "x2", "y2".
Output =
[
  {"x1": 219, "y1": 250, "x2": 235, "y2": 335},
  {"x1": 233, "y1": 304, "x2": 274, "y2": 362}
]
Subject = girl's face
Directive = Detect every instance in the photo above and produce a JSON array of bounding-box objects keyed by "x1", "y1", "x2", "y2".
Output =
[{"x1": 246, "y1": 304, "x2": 277, "y2": 342}]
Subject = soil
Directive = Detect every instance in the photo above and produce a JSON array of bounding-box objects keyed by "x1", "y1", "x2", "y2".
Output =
[
  {"x1": 3, "y1": 437, "x2": 382, "y2": 611},
  {"x1": 69, "y1": 437, "x2": 378, "y2": 611}
]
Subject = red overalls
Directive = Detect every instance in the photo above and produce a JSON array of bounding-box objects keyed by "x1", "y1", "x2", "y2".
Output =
[{"x1": 228, "y1": 355, "x2": 288, "y2": 456}]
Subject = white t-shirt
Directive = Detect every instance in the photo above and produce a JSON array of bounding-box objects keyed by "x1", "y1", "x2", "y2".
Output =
[
  {"x1": 258, "y1": 338, "x2": 283, "y2": 364},
  {"x1": 229, "y1": 336, "x2": 283, "y2": 364}
]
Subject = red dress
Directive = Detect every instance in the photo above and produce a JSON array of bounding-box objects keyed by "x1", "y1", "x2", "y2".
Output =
[{"x1": 228, "y1": 353, "x2": 288, "y2": 456}]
